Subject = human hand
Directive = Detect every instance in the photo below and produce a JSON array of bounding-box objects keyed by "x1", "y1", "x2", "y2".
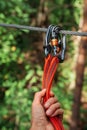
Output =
[{"x1": 30, "y1": 89, "x2": 64, "y2": 130}]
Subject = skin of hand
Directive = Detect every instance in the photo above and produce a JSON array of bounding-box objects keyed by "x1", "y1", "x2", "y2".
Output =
[{"x1": 30, "y1": 89, "x2": 64, "y2": 130}]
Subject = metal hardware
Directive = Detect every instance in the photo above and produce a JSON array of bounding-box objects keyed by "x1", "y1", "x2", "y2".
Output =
[{"x1": 44, "y1": 25, "x2": 66, "y2": 62}]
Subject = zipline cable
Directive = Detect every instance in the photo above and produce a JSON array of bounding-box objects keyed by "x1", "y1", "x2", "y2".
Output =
[{"x1": 0, "y1": 23, "x2": 87, "y2": 37}]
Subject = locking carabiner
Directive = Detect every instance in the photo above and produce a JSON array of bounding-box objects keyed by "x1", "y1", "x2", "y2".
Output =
[{"x1": 44, "y1": 25, "x2": 66, "y2": 62}]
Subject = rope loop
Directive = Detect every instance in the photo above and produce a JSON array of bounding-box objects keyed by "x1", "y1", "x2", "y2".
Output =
[{"x1": 42, "y1": 54, "x2": 64, "y2": 130}]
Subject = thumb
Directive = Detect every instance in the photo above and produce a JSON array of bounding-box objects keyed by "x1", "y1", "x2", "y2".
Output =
[{"x1": 33, "y1": 89, "x2": 46, "y2": 103}]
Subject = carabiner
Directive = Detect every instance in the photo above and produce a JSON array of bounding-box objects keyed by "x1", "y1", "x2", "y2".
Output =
[{"x1": 44, "y1": 25, "x2": 66, "y2": 62}]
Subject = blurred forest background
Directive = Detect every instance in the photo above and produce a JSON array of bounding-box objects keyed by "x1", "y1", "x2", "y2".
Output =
[{"x1": 0, "y1": 0, "x2": 87, "y2": 130}]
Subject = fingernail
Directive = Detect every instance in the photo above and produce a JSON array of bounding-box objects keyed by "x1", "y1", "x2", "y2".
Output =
[
  {"x1": 46, "y1": 110, "x2": 51, "y2": 115},
  {"x1": 44, "y1": 102, "x2": 50, "y2": 108}
]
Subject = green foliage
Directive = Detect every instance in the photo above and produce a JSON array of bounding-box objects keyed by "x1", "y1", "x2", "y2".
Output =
[{"x1": 0, "y1": 0, "x2": 86, "y2": 130}]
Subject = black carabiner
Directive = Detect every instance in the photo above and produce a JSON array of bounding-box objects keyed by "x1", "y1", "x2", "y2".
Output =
[{"x1": 44, "y1": 25, "x2": 66, "y2": 62}]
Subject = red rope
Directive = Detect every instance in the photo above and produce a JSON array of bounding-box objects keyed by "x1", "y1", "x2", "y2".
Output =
[{"x1": 42, "y1": 54, "x2": 64, "y2": 130}]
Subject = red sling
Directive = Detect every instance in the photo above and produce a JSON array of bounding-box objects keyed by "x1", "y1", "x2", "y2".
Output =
[
  {"x1": 42, "y1": 54, "x2": 64, "y2": 130},
  {"x1": 42, "y1": 25, "x2": 66, "y2": 130}
]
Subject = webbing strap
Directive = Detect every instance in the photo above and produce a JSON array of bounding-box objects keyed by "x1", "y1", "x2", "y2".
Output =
[{"x1": 42, "y1": 54, "x2": 64, "y2": 130}]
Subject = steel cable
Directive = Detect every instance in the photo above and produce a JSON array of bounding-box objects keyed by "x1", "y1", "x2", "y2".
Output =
[{"x1": 0, "y1": 23, "x2": 87, "y2": 36}]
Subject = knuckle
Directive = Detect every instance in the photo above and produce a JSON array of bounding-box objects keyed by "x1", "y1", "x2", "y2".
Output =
[
  {"x1": 51, "y1": 102, "x2": 61, "y2": 109},
  {"x1": 34, "y1": 92, "x2": 40, "y2": 99},
  {"x1": 55, "y1": 103, "x2": 60, "y2": 109},
  {"x1": 57, "y1": 102, "x2": 61, "y2": 107},
  {"x1": 59, "y1": 108, "x2": 64, "y2": 114},
  {"x1": 51, "y1": 91, "x2": 54, "y2": 94},
  {"x1": 49, "y1": 97, "x2": 57, "y2": 103},
  {"x1": 34, "y1": 92, "x2": 39, "y2": 97},
  {"x1": 47, "y1": 97, "x2": 53, "y2": 103},
  {"x1": 61, "y1": 109, "x2": 64, "y2": 113},
  {"x1": 54, "y1": 97, "x2": 58, "y2": 101},
  {"x1": 50, "y1": 104, "x2": 56, "y2": 110},
  {"x1": 50, "y1": 97, "x2": 54, "y2": 102}
]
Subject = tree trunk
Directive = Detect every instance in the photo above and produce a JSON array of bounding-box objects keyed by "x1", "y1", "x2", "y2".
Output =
[
  {"x1": 69, "y1": 0, "x2": 87, "y2": 130},
  {"x1": 31, "y1": 0, "x2": 49, "y2": 27}
]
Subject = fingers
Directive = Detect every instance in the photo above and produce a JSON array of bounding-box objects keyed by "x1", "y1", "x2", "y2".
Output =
[
  {"x1": 46, "y1": 102, "x2": 61, "y2": 116},
  {"x1": 44, "y1": 97, "x2": 58, "y2": 109},
  {"x1": 33, "y1": 89, "x2": 46, "y2": 104},
  {"x1": 44, "y1": 96, "x2": 64, "y2": 119},
  {"x1": 50, "y1": 91, "x2": 54, "y2": 97},
  {"x1": 51, "y1": 109, "x2": 64, "y2": 117}
]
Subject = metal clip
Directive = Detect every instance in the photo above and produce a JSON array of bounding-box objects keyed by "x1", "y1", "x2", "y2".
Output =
[{"x1": 44, "y1": 25, "x2": 66, "y2": 62}]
